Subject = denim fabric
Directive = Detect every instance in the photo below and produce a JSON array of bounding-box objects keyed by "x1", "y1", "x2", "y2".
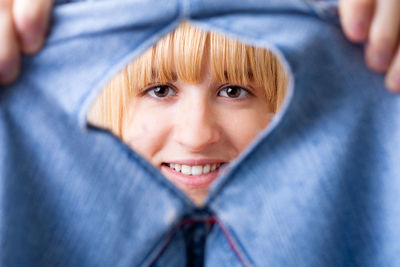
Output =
[{"x1": 1, "y1": 0, "x2": 400, "y2": 266}]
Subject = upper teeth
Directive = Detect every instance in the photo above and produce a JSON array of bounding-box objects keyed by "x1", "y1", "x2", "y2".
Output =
[{"x1": 169, "y1": 163, "x2": 220, "y2": 175}]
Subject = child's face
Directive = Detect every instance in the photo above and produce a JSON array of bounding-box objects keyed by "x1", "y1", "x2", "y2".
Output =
[{"x1": 121, "y1": 62, "x2": 273, "y2": 205}]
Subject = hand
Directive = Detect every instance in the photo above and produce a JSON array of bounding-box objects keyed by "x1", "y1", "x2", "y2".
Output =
[
  {"x1": 0, "y1": 0, "x2": 52, "y2": 85},
  {"x1": 339, "y1": 0, "x2": 400, "y2": 92}
]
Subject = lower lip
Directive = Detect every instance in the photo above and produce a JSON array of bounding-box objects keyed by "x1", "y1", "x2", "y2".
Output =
[{"x1": 161, "y1": 165, "x2": 223, "y2": 188}]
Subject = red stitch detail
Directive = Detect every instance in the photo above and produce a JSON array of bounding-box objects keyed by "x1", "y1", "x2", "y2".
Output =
[
  {"x1": 146, "y1": 216, "x2": 217, "y2": 266},
  {"x1": 214, "y1": 218, "x2": 251, "y2": 267},
  {"x1": 146, "y1": 227, "x2": 178, "y2": 267}
]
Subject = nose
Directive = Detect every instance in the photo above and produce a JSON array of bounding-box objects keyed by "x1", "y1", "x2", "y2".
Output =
[{"x1": 174, "y1": 97, "x2": 221, "y2": 152}]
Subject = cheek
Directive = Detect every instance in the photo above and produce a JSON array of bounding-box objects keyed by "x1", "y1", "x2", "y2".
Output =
[
  {"x1": 219, "y1": 109, "x2": 270, "y2": 152},
  {"x1": 121, "y1": 105, "x2": 170, "y2": 160}
]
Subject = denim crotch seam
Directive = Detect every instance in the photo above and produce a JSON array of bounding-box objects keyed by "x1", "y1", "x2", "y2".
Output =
[{"x1": 147, "y1": 214, "x2": 253, "y2": 267}]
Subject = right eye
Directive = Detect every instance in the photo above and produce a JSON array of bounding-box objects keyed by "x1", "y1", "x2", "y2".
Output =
[{"x1": 146, "y1": 85, "x2": 177, "y2": 98}]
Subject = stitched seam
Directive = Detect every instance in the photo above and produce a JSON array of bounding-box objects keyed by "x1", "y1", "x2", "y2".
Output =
[
  {"x1": 146, "y1": 216, "x2": 216, "y2": 266},
  {"x1": 215, "y1": 218, "x2": 254, "y2": 267}
]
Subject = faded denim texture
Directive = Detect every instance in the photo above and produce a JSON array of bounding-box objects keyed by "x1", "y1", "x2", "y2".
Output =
[{"x1": 1, "y1": 0, "x2": 400, "y2": 266}]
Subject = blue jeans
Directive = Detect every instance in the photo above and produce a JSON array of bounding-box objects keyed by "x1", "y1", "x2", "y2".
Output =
[{"x1": 1, "y1": 0, "x2": 400, "y2": 266}]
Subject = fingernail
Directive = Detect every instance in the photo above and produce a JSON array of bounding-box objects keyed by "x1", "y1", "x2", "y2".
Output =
[
  {"x1": 0, "y1": 65, "x2": 18, "y2": 84},
  {"x1": 386, "y1": 73, "x2": 400, "y2": 93},
  {"x1": 367, "y1": 48, "x2": 391, "y2": 71},
  {"x1": 22, "y1": 32, "x2": 43, "y2": 54},
  {"x1": 371, "y1": 54, "x2": 390, "y2": 68},
  {"x1": 351, "y1": 21, "x2": 367, "y2": 38}
]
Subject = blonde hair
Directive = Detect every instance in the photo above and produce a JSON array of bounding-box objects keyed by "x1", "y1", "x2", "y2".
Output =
[{"x1": 87, "y1": 22, "x2": 288, "y2": 136}]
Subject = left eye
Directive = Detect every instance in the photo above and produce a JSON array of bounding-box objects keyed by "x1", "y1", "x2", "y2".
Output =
[
  {"x1": 218, "y1": 86, "x2": 249, "y2": 99},
  {"x1": 146, "y1": 85, "x2": 177, "y2": 98}
]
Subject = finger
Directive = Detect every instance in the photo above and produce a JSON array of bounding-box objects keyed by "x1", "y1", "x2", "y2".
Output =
[
  {"x1": 385, "y1": 46, "x2": 400, "y2": 92},
  {"x1": 365, "y1": 0, "x2": 400, "y2": 73},
  {"x1": 339, "y1": 0, "x2": 375, "y2": 43},
  {"x1": 13, "y1": 0, "x2": 53, "y2": 55},
  {"x1": 0, "y1": 0, "x2": 20, "y2": 85}
]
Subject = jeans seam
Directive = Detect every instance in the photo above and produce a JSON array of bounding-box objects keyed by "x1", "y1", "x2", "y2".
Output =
[
  {"x1": 145, "y1": 216, "x2": 217, "y2": 266},
  {"x1": 214, "y1": 218, "x2": 254, "y2": 267}
]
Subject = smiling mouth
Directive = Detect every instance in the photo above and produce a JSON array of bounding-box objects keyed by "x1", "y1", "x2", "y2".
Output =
[
  {"x1": 161, "y1": 162, "x2": 227, "y2": 176},
  {"x1": 161, "y1": 162, "x2": 229, "y2": 188}
]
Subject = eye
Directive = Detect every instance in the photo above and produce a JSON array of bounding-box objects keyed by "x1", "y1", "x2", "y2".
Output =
[
  {"x1": 218, "y1": 86, "x2": 249, "y2": 99},
  {"x1": 146, "y1": 85, "x2": 177, "y2": 98}
]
